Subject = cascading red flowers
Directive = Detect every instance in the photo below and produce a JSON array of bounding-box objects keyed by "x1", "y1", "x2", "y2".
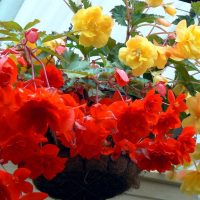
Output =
[{"x1": 0, "y1": 53, "x2": 196, "y2": 199}]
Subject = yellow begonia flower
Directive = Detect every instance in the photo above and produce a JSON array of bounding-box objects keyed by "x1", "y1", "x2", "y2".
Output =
[
  {"x1": 43, "y1": 38, "x2": 65, "y2": 51},
  {"x1": 180, "y1": 170, "x2": 200, "y2": 195},
  {"x1": 164, "y1": 5, "x2": 177, "y2": 16},
  {"x1": 118, "y1": 36, "x2": 158, "y2": 76},
  {"x1": 182, "y1": 92, "x2": 200, "y2": 132},
  {"x1": 154, "y1": 46, "x2": 168, "y2": 69},
  {"x1": 171, "y1": 20, "x2": 200, "y2": 60},
  {"x1": 72, "y1": 6, "x2": 113, "y2": 48},
  {"x1": 146, "y1": 0, "x2": 163, "y2": 7}
]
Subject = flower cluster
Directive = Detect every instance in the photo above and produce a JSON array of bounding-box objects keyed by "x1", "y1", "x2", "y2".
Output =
[
  {"x1": 0, "y1": 54, "x2": 196, "y2": 199},
  {"x1": 72, "y1": 6, "x2": 113, "y2": 48},
  {"x1": 0, "y1": 168, "x2": 47, "y2": 200}
]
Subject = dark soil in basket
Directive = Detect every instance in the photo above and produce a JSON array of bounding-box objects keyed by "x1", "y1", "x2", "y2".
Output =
[{"x1": 34, "y1": 155, "x2": 140, "y2": 200}]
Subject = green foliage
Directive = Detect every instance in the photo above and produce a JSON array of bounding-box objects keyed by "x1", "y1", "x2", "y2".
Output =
[
  {"x1": 37, "y1": 46, "x2": 63, "y2": 60},
  {"x1": 173, "y1": 61, "x2": 196, "y2": 95},
  {"x1": 0, "y1": 36, "x2": 19, "y2": 42},
  {"x1": 172, "y1": 15, "x2": 195, "y2": 25},
  {"x1": 68, "y1": 0, "x2": 81, "y2": 13},
  {"x1": 42, "y1": 33, "x2": 67, "y2": 43},
  {"x1": 131, "y1": 1, "x2": 147, "y2": 14},
  {"x1": 82, "y1": 0, "x2": 92, "y2": 8},
  {"x1": 147, "y1": 34, "x2": 163, "y2": 44},
  {"x1": 24, "y1": 19, "x2": 40, "y2": 30},
  {"x1": 61, "y1": 50, "x2": 80, "y2": 68},
  {"x1": 191, "y1": 2, "x2": 200, "y2": 16},
  {"x1": 0, "y1": 29, "x2": 17, "y2": 36},
  {"x1": 0, "y1": 21, "x2": 23, "y2": 31},
  {"x1": 132, "y1": 14, "x2": 162, "y2": 26},
  {"x1": 110, "y1": 5, "x2": 127, "y2": 26}
]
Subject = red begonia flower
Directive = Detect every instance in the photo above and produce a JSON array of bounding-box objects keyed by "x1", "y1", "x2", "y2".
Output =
[
  {"x1": 152, "y1": 109, "x2": 181, "y2": 136},
  {"x1": 136, "y1": 138, "x2": 179, "y2": 172},
  {"x1": 16, "y1": 88, "x2": 75, "y2": 135},
  {"x1": 178, "y1": 127, "x2": 196, "y2": 163},
  {"x1": 1, "y1": 133, "x2": 46, "y2": 164},
  {"x1": 38, "y1": 64, "x2": 64, "y2": 88},
  {"x1": 117, "y1": 101, "x2": 151, "y2": 143},
  {"x1": 113, "y1": 139, "x2": 136, "y2": 160},
  {"x1": 168, "y1": 89, "x2": 187, "y2": 113},
  {"x1": 0, "y1": 168, "x2": 41, "y2": 200},
  {"x1": 23, "y1": 144, "x2": 67, "y2": 180},
  {"x1": 73, "y1": 119, "x2": 110, "y2": 159},
  {"x1": 0, "y1": 56, "x2": 18, "y2": 87}
]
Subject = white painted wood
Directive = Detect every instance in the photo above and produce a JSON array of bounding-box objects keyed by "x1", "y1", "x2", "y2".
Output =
[
  {"x1": 13, "y1": 0, "x2": 191, "y2": 43},
  {"x1": 0, "y1": 0, "x2": 24, "y2": 20}
]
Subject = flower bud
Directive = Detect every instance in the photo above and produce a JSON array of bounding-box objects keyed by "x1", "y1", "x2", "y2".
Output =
[
  {"x1": 168, "y1": 33, "x2": 176, "y2": 40},
  {"x1": 155, "y1": 81, "x2": 167, "y2": 97},
  {"x1": 55, "y1": 45, "x2": 66, "y2": 55},
  {"x1": 114, "y1": 68, "x2": 129, "y2": 87},
  {"x1": 156, "y1": 18, "x2": 171, "y2": 27},
  {"x1": 25, "y1": 28, "x2": 39, "y2": 43},
  {"x1": 164, "y1": 5, "x2": 177, "y2": 16},
  {"x1": 146, "y1": 0, "x2": 163, "y2": 7}
]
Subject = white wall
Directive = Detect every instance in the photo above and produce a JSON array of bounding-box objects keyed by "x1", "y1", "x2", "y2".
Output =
[
  {"x1": 12, "y1": 0, "x2": 191, "y2": 43},
  {"x1": 0, "y1": 0, "x2": 24, "y2": 20}
]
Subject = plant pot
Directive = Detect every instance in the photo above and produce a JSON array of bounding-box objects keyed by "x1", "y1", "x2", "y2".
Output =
[{"x1": 34, "y1": 155, "x2": 140, "y2": 200}]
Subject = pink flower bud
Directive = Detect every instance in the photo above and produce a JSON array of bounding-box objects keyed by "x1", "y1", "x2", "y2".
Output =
[
  {"x1": 114, "y1": 68, "x2": 129, "y2": 87},
  {"x1": 25, "y1": 28, "x2": 39, "y2": 43},
  {"x1": 168, "y1": 33, "x2": 176, "y2": 40},
  {"x1": 156, "y1": 81, "x2": 167, "y2": 97},
  {"x1": 55, "y1": 45, "x2": 66, "y2": 55}
]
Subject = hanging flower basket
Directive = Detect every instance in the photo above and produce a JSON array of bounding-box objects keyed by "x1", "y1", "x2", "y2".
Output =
[
  {"x1": 0, "y1": 0, "x2": 200, "y2": 199},
  {"x1": 34, "y1": 154, "x2": 140, "y2": 199}
]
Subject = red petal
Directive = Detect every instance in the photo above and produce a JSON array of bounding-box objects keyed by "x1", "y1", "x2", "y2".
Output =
[{"x1": 20, "y1": 192, "x2": 48, "y2": 200}]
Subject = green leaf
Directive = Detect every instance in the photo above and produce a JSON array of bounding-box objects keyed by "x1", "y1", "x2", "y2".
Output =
[
  {"x1": 175, "y1": 63, "x2": 196, "y2": 96},
  {"x1": 82, "y1": 0, "x2": 92, "y2": 8},
  {"x1": 37, "y1": 46, "x2": 63, "y2": 59},
  {"x1": 191, "y1": 77, "x2": 200, "y2": 92},
  {"x1": 64, "y1": 70, "x2": 91, "y2": 78},
  {"x1": 182, "y1": 60, "x2": 200, "y2": 72},
  {"x1": 111, "y1": 5, "x2": 127, "y2": 26},
  {"x1": 68, "y1": 0, "x2": 81, "y2": 13},
  {"x1": 132, "y1": 1, "x2": 147, "y2": 14},
  {"x1": 147, "y1": 34, "x2": 163, "y2": 44},
  {"x1": 42, "y1": 34, "x2": 65, "y2": 43},
  {"x1": 170, "y1": 59, "x2": 199, "y2": 72},
  {"x1": 61, "y1": 50, "x2": 80, "y2": 68},
  {"x1": 0, "y1": 29, "x2": 17, "y2": 36},
  {"x1": 0, "y1": 36, "x2": 19, "y2": 42},
  {"x1": 191, "y1": 2, "x2": 200, "y2": 16},
  {"x1": 67, "y1": 60, "x2": 90, "y2": 70},
  {"x1": 172, "y1": 15, "x2": 195, "y2": 26},
  {"x1": 0, "y1": 21, "x2": 23, "y2": 32},
  {"x1": 132, "y1": 14, "x2": 162, "y2": 26},
  {"x1": 24, "y1": 19, "x2": 40, "y2": 30}
]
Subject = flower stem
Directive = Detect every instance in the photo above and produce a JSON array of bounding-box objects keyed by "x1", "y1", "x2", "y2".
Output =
[{"x1": 31, "y1": 52, "x2": 50, "y2": 88}]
